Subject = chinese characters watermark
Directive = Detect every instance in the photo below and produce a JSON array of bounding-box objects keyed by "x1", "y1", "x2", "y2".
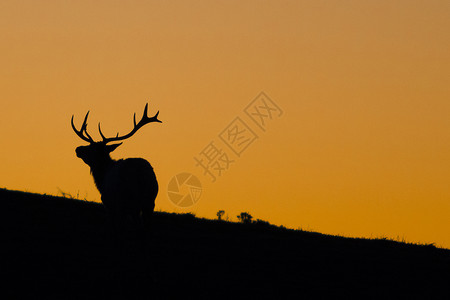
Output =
[
  {"x1": 219, "y1": 117, "x2": 258, "y2": 157},
  {"x1": 245, "y1": 92, "x2": 283, "y2": 131},
  {"x1": 168, "y1": 92, "x2": 283, "y2": 208},
  {"x1": 193, "y1": 141, "x2": 235, "y2": 182},
  {"x1": 194, "y1": 92, "x2": 283, "y2": 182}
]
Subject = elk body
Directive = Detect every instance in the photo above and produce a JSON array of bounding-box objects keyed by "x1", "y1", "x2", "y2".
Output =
[{"x1": 71, "y1": 104, "x2": 161, "y2": 231}]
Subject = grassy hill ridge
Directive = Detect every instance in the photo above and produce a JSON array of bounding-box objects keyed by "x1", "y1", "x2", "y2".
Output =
[{"x1": 2, "y1": 188, "x2": 450, "y2": 299}]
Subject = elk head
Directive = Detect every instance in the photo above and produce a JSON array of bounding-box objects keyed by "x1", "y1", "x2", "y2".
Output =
[{"x1": 71, "y1": 104, "x2": 162, "y2": 168}]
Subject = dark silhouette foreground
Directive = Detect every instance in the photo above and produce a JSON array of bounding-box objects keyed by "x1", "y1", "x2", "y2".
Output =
[{"x1": 2, "y1": 188, "x2": 450, "y2": 299}]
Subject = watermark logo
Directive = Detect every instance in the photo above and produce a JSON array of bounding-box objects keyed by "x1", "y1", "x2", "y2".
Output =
[
  {"x1": 194, "y1": 91, "x2": 283, "y2": 182},
  {"x1": 167, "y1": 173, "x2": 202, "y2": 208},
  {"x1": 168, "y1": 92, "x2": 283, "y2": 208}
]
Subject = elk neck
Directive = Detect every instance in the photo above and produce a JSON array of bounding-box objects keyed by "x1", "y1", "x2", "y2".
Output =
[{"x1": 89, "y1": 155, "x2": 116, "y2": 194}]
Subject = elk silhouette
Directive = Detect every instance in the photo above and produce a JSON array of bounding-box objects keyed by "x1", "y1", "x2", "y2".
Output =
[{"x1": 71, "y1": 103, "x2": 161, "y2": 232}]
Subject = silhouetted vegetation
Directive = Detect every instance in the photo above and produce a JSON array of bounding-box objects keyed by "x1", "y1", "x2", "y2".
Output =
[
  {"x1": 216, "y1": 210, "x2": 225, "y2": 220},
  {"x1": 237, "y1": 212, "x2": 253, "y2": 223},
  {"x1": 3, "y1": 188, "x2": 450, "y2": 298}
]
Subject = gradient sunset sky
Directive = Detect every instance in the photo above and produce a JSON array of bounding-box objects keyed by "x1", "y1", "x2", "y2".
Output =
[{"x1": 1, "y1": 1, "x2": 449, "y2": 247}]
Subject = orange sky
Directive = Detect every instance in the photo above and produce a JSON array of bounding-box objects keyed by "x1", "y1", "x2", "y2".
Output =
[{"x1": 1, "y1": 1, "x2": 449, "y2": 247}]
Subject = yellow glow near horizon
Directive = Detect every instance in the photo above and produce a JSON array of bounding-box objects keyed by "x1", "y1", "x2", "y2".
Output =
[{"x1": 1, "y1": 1, "x2": 449, "y2": 247}]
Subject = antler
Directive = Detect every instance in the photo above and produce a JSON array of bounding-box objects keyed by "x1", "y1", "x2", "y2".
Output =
[
  {"x1": 98, "y1": 103, "x2": 162, "y2": 144},
  {"x1": 71, "y1": 111, "x2": 95, "y2": 144}
]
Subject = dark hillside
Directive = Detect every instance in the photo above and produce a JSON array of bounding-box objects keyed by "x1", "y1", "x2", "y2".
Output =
[{"x1": 2, "y1": 188, "x2": 450, "y2": 299}]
